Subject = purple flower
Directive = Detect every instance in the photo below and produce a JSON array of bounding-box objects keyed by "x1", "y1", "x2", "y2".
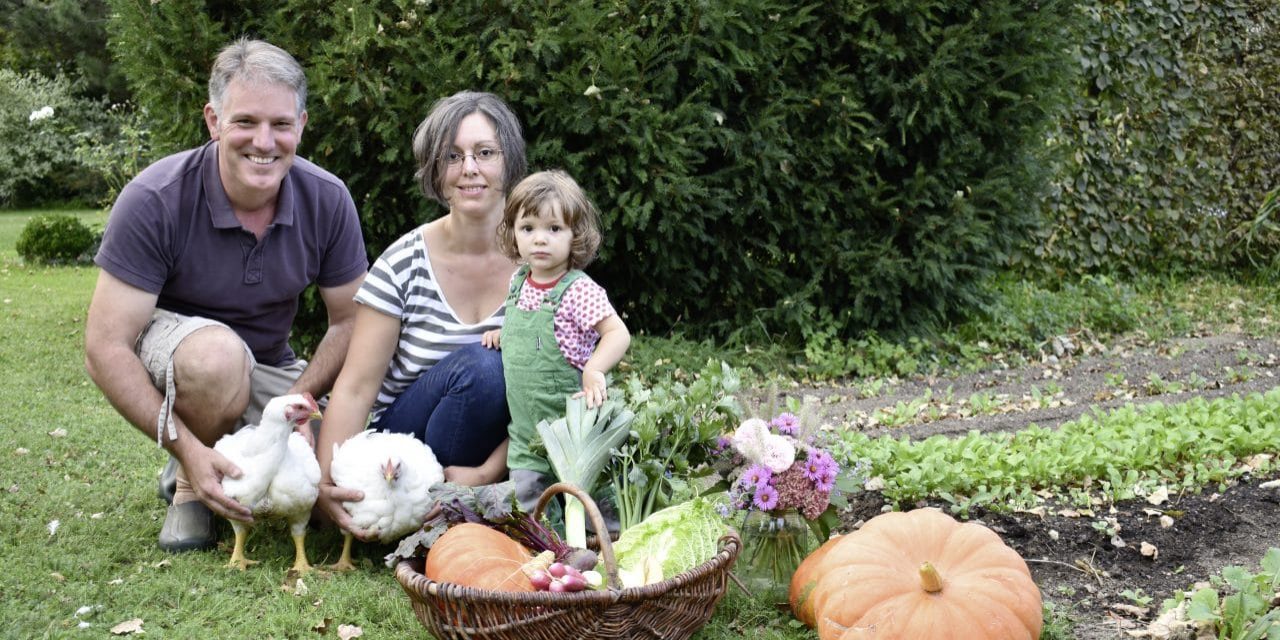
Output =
[
  {"x1": 714, "y1": 436, "x2": 732, "y2": 454},
  {"x1": 770, "y1": 412, "x2": 800, "y2": 435},
  {"x1": 815, "y1": 468, "x2": 837, "y2": 492},
  {"x1": 753, "y1": 484, "x2": 780, "y2": 511},
  {"x1": 802, "y1": 449, "x2": 837, "y2": 482},
  {"x1": 739, "y1": 464, "x2": 772, "y2": 490}
]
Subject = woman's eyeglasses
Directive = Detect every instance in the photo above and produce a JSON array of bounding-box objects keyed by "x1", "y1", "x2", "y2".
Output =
[{"x1": 444, "y1": 147, "x2": 502, "y2": 166}]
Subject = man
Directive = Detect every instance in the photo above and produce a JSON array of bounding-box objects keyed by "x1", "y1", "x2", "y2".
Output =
[{"x1": 84, "y1": 39, "x2": 367, "y2": 552}]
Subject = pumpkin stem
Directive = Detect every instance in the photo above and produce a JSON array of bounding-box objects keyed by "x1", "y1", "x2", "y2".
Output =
[{"x1": 919, "y1": 562, "x2": 943, "y2": 593}]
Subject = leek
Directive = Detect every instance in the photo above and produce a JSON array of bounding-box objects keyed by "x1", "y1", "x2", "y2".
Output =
[{"x1": 536, "y1": 397, "x2": 634, "y2": 549}]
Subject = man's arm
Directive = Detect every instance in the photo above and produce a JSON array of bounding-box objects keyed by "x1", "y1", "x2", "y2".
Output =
[
  {"x1": 84, "y1": 271, "x2": 252, "y2": 520},
  {"x1": 287, "y1": 274, "x2": 365, "y2": 399}
]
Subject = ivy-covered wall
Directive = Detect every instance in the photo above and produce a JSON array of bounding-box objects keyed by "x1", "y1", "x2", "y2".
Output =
[{"x1": 107, "y1": 0, "x2": 1076, "y2": 346}]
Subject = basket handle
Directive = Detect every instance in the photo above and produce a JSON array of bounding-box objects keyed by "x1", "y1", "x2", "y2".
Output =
[{"x1": 532, "y1": 482, "x2": 622, "y2": 590}]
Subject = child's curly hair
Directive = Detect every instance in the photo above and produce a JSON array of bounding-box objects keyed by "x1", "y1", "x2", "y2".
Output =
[{"x1": 497, "y1": 169, "x2": 603, "y2": 271}]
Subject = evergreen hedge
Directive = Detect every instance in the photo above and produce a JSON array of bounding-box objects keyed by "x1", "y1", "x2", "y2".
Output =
[
  {"x1": 1028, "y1": 0, "x2": 1280, "y2": 276},
  {"x1": 107, "y1": 0, "x2": 1076, "y2": 346}
]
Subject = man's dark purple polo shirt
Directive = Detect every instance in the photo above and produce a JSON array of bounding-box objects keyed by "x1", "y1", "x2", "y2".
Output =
[{"x1": 95, "y1": 141, "x2": 367, "y2": 367}]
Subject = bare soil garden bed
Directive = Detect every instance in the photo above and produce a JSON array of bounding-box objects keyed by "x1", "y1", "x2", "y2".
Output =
[{"x1": 774, "y1": 332, "x2": 1280, "y2": 638}]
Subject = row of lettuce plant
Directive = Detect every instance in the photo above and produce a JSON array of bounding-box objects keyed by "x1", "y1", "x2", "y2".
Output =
[{"x1": 829, "y1": 389, "x2": 1280, "y2": 515}]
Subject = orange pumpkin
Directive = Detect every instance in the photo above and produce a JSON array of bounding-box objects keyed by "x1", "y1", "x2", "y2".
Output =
[
  {"x1": 423, "y1": 523, "x2": 536, "y2": 592},
  {"x1": 791, "y1": 508, "x2": 1042, "y2": 640}
]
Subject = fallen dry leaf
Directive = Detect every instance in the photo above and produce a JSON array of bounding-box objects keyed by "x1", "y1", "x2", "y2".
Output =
[
  {"x1": 50, "y1": 572, "x2": 66, "y2": 582},
  {"x1": 15, "y1": 447, "x2": 28, "y2": 455},
  {"x1": 48, "y1": 428, "x2": 67, "y2": 438},
  {"x1": 1141, "y1": 542, "x2": 1159, "y2": 559},
  {"x1": 110, "y1": 618, "x2": 144, "y2": 635},
  {"x1": 338, "y1": 624, "x2": 363, "y2": 639},
  {"x1": 152, "y1": 558, "x2": 171, "y2": 569},
  {"x1": 1110, "y1": 602, "x2": 1150, "y2": 618},
  {"x1": 1160, "y1": 515, "x2": 1175, "y2": 529},
  {"x1": 47, "y1": 519, "x2": 59, "y2": 536},
  {"x1": 1146, "y1": 486, "x2": 1170, "y2": 505},
  {"x1": 312, "y1": 617, "x2": 332, "y2": 633}
]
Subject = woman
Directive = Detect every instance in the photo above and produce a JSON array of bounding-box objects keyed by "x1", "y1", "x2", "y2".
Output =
[{"x1": 315, "y1": 91, "x2": 526, "y2": 537}]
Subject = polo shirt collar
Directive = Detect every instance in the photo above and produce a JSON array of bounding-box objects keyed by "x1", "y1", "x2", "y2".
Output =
[{"x1": 201, "y1": 140, "x2": 296, "y2": 229}]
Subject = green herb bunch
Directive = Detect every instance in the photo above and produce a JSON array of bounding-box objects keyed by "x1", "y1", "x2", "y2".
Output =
[{"x1": 610, "y1": 360, "x2": 742, "y2": 531}]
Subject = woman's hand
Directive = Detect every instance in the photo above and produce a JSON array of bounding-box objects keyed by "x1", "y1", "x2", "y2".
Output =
[{"x1": 316, "y1": 479, "x2": 373, "y2": 540}]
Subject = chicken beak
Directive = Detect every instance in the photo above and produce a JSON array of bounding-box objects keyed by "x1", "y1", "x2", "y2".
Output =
[{"x1": 383, "y1": 459, "x2": 396, "y2": 484}]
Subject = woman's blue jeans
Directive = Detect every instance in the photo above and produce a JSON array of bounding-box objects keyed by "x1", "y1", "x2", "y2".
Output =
[{"x1": 370, "y1": 343, "x2": 510, "y2": 468}]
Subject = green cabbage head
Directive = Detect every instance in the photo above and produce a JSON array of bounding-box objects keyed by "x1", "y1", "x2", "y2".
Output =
[{"x1": 609, "y1": 497, "x2": 728, "y2": 583}]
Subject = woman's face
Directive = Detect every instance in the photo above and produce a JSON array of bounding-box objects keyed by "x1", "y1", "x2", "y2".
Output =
[{"x1": 442, "y1": 112, "x2": 505, "y2": 218}]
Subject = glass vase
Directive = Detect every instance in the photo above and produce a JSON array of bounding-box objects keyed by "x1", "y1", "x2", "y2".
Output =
[{"x1": 737, "y1": 508, "x2": 815, "y2": 605}]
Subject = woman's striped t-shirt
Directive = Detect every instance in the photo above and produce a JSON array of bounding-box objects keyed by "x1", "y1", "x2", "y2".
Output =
[{"x1": 354, "y1": 227, "x2": 505, "y2": 420}]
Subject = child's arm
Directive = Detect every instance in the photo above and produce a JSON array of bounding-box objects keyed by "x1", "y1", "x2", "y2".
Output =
[
  {"x1": 578, "y1": 314, "x2": 631, "y2": 408},
  {"x1": 481, "y1": 328, "x2": 502, "y2": 349}
]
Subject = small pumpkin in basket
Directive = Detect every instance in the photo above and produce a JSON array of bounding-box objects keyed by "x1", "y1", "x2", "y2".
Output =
[
  {"x1": 791, "y1": 508, "x2": 1042, "y2": 640},
  {"x1": 424, "y1": 523, "x2": 536, "y2": 592}
]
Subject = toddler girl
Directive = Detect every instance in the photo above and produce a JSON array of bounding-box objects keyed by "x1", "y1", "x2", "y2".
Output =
[{"x1": 481, "y1": 169, "x2": 630, "y2": 513}]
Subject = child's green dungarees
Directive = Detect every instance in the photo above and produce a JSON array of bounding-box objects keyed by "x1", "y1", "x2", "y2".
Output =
[{"x1": 502, "y1": 265, "x2": 585, "y2": 510}]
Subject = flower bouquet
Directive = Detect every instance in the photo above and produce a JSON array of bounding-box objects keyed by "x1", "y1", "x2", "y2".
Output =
[{"x1": 713, "y1": 406, "x2": 858, "y2": 603}]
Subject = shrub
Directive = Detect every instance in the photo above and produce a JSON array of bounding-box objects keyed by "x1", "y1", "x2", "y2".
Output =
[
  {"x1": 0, "y1": 69, "x2": 112, "y2": 207},
  {"x1": 15, "y1": 214, "x2": 97, "y2": 264},
  {"x1": 108, "y1": 0, "x2": 1078, "y2": 348},
  {"x1": 1027, "y1": 0, "x2": 1280, "y2": 276}
]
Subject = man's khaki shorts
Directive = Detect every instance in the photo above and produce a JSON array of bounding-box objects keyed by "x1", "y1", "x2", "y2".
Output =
[{"x1": 136, "y1": 309, "x2": 306, "y2": 439}]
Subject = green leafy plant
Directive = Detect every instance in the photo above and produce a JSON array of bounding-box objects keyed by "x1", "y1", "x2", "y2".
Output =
[
  {"x1": 1163, "y1": 548, "x2": 1280, "y2": 639},
  {"x1": 611, "y1": 360, "x2": 742, "y2": 531},
  {"x1": 834, "y1": 390, "x2": 1280, "y2": 513},
  {"x1": 1144, "y1": 373, "x2": 1185, "y2": 396},
  {"x1": 15, "y1": 213, "x2": 96, "y2": 264}
]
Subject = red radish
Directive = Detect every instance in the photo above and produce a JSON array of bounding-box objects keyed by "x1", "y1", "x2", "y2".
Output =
[
  {"x1": 559, "y1": 574, "x2": 587, "y2": 591},
  {"x1": 547, "y1": 562, "x2": 568, "y2": 578},
  {"x1": 528, "y1": 569, "x2": 552, "y2": 590},
  {"x1": 548, "y1": 580, "x2": 567, "y2": 593}
]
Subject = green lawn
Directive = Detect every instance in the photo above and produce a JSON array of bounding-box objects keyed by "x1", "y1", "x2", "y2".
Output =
[{"x1": 0, "y1": 210, "x2": 798, "y2": 639}]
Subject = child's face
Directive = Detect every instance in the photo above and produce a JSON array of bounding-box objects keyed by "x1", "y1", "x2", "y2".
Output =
[{"x1": 515, "y1": 204, "x2": 574, "y2": 280}]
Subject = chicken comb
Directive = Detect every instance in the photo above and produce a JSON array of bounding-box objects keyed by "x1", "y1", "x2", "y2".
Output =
[{"x1": 302, "y1": 392, "x2": 319, "y2": 412}]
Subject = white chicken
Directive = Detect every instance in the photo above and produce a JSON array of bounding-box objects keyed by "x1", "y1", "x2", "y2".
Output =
[
  {"x1": 328, "y1": 430, "x2": 442, "y2": 571},
  {"x1": 214, "y1": 393, "x2": 322, "y2": 572}
]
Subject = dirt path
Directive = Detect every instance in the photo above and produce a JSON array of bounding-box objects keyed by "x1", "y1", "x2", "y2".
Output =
[{"x1": 767, "y1": 333, "x2": 1280, "y2": 639}]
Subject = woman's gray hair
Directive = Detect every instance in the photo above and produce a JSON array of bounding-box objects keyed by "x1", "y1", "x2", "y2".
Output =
[
  {"x1": 412, "y1": 91, "x2": 527, "y2": 207},
  {"x1": 208, "y1": 38, "x2": 307, "y2": 117}
]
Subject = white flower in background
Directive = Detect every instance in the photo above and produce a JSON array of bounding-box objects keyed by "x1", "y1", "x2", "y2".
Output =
[
  {"x1": 28, "y1": 106, "x2": 54, "y2": 123},
  {"x1": 732, "y1": 418, "x2": 796, "y2": 473}
]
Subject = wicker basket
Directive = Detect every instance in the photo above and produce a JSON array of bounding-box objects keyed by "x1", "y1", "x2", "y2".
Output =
[{"x1": 395, "y1": 482, "x2": 741, "y2": 640}]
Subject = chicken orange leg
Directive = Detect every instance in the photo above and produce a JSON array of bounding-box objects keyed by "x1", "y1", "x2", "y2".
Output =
[
  {"x1": 330, "y1": 533, "x2": 357, "y2": 572},
  {"x1": 227, "y1": 521, "x2": 258, "y2": 570},
  {"x1": 288, "y1": 521, "x2": 313, "y2": 573}
]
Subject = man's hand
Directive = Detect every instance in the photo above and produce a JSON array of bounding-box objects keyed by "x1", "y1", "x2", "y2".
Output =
[{"x1": 179, "y1": 444, "x2": 253, "y2": 522}]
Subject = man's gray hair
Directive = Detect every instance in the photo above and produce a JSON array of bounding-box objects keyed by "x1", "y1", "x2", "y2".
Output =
[{"x1": 208, "y1": 38, "x2": 307, "y2": 116}]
